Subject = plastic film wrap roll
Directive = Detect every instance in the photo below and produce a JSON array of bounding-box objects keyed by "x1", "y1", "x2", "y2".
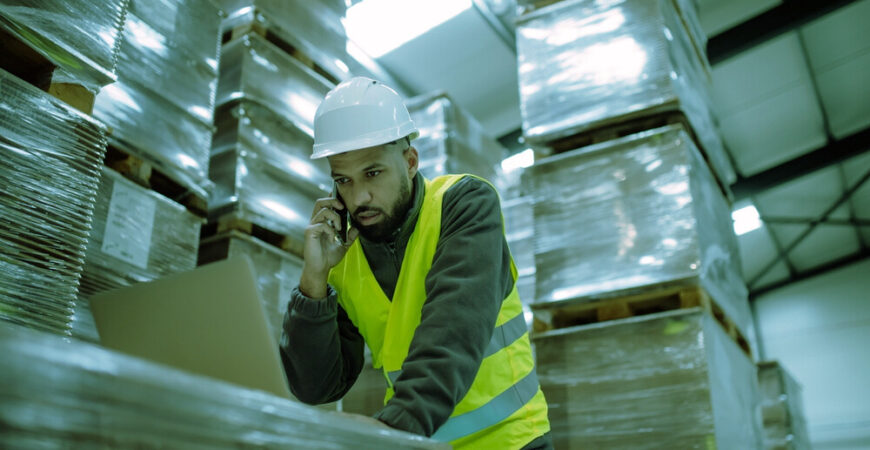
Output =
[
  {"x1": 407, "y1": 92, "x2": 505, "y2": 183},
  {"x1": 530, "y1": 124, "x2": 752, "y2": 344},
  {"x1": 116, "y1": 0, "x2": 223, "y2": 124},
  {"x1": 0, "y1": 69, "x2": 107, "y2": 335},
  {"x1": 72, "y1": 168, "x2": 203, "y2": 342},
  {"x1": 0, "y1": 323, "x2": 449, "y2": 449},
  {"x1": 218, "y1": 0, "x2": 352, "y2": 83},
  {"x1": 534, "y1": 308, "x2": 764, "y2": 449},
  {"x1": 198, "y1": 231, "x2": 302, "y2": 346},
  {"x1": 516, "y1": 0, "x2": 735, "y2": 185},
  {"x1": 93, "y1": 78, "x2": 214, "y2": 200},
  {"x1": 0, "y1": 0, "x2": 129, "y2": 90},
  {"x1": 210, "y1": 102, "x2": 330, "y2": 240},
  {"x1": 758, "y1": 361, "x2": 811, "y2": 450},
  {"x1": 216, "y1": 33, "x2": 334, "y2": 138}
]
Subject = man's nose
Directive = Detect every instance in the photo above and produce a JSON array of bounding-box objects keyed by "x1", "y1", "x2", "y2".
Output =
[{"x1": 353, "y1": 188, "x2": 373, "y2": 207}]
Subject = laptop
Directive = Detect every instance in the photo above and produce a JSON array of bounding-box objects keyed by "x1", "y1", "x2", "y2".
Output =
[{"x1": 89, "y1": 255, "x2": 293, "y2": 399}]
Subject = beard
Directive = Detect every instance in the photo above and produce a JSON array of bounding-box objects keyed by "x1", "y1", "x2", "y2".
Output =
[{"x1": 351, "y1": 175, "x2": 413, "y2": 243}]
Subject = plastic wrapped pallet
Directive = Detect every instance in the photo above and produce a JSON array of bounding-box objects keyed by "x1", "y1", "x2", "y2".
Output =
[
  {"x1": 209, "y1": 102, "x2": 331, "y2": 241},
  {"x1": 407, "y1": 92, "x2": 505, "y2": 184},
  {"x1": 534, "y1": 308, "x2": 764, "y2": 449},
  {"x1": 198, "y1": 231, "x2": 303, "y2": 346},
  {"x1": 530, "y1": 124, "x2": 753, "y2": 345},
  {"x1": 0, "y1": 323, "x2": 449, "y2": 449},
  {"x1": 0, "y1": 0, "x2": 128, "y2": 91},
  {"x1": 0, "y1": 69, "x2": 107, "y2": 335},
  {"x1": 216, "y1": 33, "x2": 334, "y2": 138},
  {"x1": 218, "y1": 0, "x2": 351, "y2": 83},
  {"x1": 72, "y1": 167, "x2": 203, "y2": 342},
  {"x1": 94, "y1": 78, "x2": 214, "y2": 200},
  {"x1": 758, "y1": 361, "x2": 811, "y2": 450},
  {"x1": 116, "y1": 0, "x2": 223, "y2": 124},
  {"x1": 515, "y1": 0, "x2": 735, "y2": 185}
]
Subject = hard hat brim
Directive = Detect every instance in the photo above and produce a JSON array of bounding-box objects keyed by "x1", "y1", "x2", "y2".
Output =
[{"x1": 311, "y1": 123, "x2": 419, "y2": 159}]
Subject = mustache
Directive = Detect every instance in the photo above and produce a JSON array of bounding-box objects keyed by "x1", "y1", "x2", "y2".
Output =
[{"x1": 352, "y1": 206, "x2": 385, "y2": 220}]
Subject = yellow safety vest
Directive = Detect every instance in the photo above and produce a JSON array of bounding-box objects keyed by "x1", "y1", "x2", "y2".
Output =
[{"x1": 329, "y1": 174, "x2": 550, "y2": 448}]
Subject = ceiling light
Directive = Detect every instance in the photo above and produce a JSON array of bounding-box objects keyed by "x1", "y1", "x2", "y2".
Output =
[
  {"x1": 342, "y1": 0, "x2": 472, "y2": 58},
  {"x1": 732, "y1": 204, "x2": 762, "y2": 236}
]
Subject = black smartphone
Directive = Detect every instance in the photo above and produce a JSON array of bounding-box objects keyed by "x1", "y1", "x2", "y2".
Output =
[{"x1": 334, "y1": 183, "x2": 348, "y2": 244}]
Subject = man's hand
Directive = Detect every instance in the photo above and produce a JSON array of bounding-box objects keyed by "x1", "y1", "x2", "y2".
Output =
[{"x1": 299, "y1": 197, "x2": 359, "y2": 299}]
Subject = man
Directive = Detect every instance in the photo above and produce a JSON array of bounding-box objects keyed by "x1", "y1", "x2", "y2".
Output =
[{"x1": 280, "y1": 77, "x2": 552, "y2": 449}]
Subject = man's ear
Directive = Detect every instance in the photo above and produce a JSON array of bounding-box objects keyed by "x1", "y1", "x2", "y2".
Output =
[{"x1": 404, "y1": 146, "x2": 419, "y2": 179}]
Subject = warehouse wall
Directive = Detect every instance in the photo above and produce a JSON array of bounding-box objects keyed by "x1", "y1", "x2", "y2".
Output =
[{"x1": 754, "y1": 258, "x2": 870, "y2": 449}]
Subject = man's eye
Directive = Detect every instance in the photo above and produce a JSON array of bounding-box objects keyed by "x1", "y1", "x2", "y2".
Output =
[
  {"x1": 334, "y1": 177, "x2": 350, "y2": 185},
  {"x1": 366, "y1": 170, "x2": 381, "y2": 178}
]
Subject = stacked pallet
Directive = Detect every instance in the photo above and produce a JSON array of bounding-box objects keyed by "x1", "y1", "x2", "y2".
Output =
[
  {"x1": 70, "y1": 0, "x2": 224, "y2": 342},
  {"x1": 514, "y1": 0, "x2": 763, "y2": 447},
  {"x1": 0, "y1": 322, "x2": 448, "y2": 449},
  {"x1": 406, "y1": 91, "x2": 506, "y2": 184},
  {"x1": 93, "y1": 0, "x2": 224, "y2": 210},
  {"x1": 758, "y1": 361, "x2": 811, "y2": 449},
  {"x1": 0, "y1": 1, "x2": 128, "y2": 334}
]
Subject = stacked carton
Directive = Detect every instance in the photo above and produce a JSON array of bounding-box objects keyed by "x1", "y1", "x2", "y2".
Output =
[
  {"x1": 93, "y1": 0, "x2": 223, "y2": 201},
  {"x1": 515, "y1": 0, "x2": 763, "y2": 446},
  {"x1": 72, "y1": 168, "x2": 203, "y2": 342},
  {"x1": 0, "y1": 70, "x2": 108, "y2": 335},
  {"x1": 0, "y1": 2, "x2": 128, "y2": 334}
]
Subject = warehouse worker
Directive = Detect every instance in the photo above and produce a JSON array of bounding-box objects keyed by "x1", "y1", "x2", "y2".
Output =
[{"x1": 280, "y1": 77, "x2": 552, "y2": 449}]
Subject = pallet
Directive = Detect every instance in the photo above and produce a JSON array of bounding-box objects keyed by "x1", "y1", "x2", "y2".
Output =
[
  {"x1": 201, "y1": 215, "x2": 305, "y2": 258},
  {"x1": 104, "y1": 145, "x2": 208, "y2": 218},
  {"x1": 532, "y1": 283, "x2": 753, "y2": 359},
  {"x1": 0, "y1": 25, "x2": 95, "y2": 114},
  {"x1": 222, "y1": 19, "x2": 341, "y2": 86}
]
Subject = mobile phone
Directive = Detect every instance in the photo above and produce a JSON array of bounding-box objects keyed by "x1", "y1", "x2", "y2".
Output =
[{"x1": 333, "y1": 183, "x2": 348, "y2": 244}]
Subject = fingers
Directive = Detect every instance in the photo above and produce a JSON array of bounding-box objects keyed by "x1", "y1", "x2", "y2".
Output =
[
  {"x1": 345, "y1": 227, "x2": 360, "y2": 246},
  {"x1": 311, "y1": 197, "x2": 345, "y2": 220},
  {"x1": 312, "y1": 207, "x2": 343, "y2": 233}
]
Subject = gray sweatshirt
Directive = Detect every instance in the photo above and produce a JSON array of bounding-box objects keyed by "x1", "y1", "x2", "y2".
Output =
[{"x1": 280, "y1": 173, "x2": 516, "y2": 436}]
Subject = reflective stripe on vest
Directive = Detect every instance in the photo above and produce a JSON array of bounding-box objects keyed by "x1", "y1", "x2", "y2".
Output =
[
  {"x1": 386, "y1": 311, "x2": 528, "y2": 385},
  {"x1": 432, "y1": 370, "x2": 541, "y2": 442}
]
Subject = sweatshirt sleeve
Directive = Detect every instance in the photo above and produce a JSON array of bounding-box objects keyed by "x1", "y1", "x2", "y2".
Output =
[
  {"x1": 280, "y1": 285, "x2": 366, "y2": 404},
  {"x1": 373, "y1": 177, "x2": 515, "y2": 436}
]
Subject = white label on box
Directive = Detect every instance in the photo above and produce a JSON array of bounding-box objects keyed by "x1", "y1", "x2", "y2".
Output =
[
  {"x1": 101, "y1": 181, "x2": 157, "y2": 270},
  {"x1": 278, "y1": 259, "x2": 297, "y2": 313}
]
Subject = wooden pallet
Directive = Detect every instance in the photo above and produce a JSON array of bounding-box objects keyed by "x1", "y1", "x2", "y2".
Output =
[
  {"x1": 104, "y1": 145, "x2": 208, "y2": 218},
  {"x1": 201, "y1": 215, "x2": 305, "y2": 258},
  {"x1": 0, "y1": 25, "x2": 95, "y2": 114},
  {"x1": 222, "y1": 19, "x2": 341, "y2": 86},
  {"x1": 532, "y1": 283, "x2": 753, "y2": 359}
]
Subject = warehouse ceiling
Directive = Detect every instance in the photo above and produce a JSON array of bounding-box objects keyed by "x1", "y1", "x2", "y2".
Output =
[{"x1": 344, "y1": 0, "x2": 870, "y2": 296}]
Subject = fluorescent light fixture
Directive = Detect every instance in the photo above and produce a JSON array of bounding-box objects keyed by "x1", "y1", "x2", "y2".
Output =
[
  {"x1": 343, "y1": 0, "x2": 472, "y2": 58},
  {"x1": 732, "y1": 204, "x2": 762, "y2": 235},
  {"x1": 501, "y1": 149, "x2": 535, "y2": 173}
]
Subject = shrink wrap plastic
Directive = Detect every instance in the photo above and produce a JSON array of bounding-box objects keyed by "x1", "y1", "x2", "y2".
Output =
[
  {"x1": 516, "y1": 0, "x2": 735, "y2": 185},
  {"x1": 534, "y1": 309, "x2": 764, "y2": 449},
  {"x1": 530, "y1": 125, "x2": 752, "y2": 344},
  {"x1": 0, "y1": 69, "x2": 106, "y2": 335},
  {"x1": 218, "y1": 0, "x2": 352, "y2": 82},
  {"x1": 758, "y1": 361, "x2": 811, "y2": 449},
  {"x1": 116, "y1": 0, "x2": 223, "y2": 124},
  {"x1": 73, "y1": 168, "x2": 202, "y2": 342},
  {"x1": 210, "y1": 102, "x2": 331, "y2": 240},
  {"x1": 0, "y1": 0, "x2": 128, "y2": 91},
  {"x1": 94, "y1": 78, "x2": 214, "y2": 200},
  {"x1": 216, "y1": 33, "x2": 334, "y2": 138},
  {"x1": 407, "y1": 92, "x2": 505, "y2": 184},
  {"x1": 0, "y1": 323, "x2": 449, "y2": 449}
]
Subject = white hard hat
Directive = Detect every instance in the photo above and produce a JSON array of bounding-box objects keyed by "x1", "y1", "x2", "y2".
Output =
[{"x1": 312, "y1": 77, "x2": 419, "y2": 159}]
